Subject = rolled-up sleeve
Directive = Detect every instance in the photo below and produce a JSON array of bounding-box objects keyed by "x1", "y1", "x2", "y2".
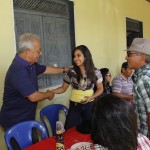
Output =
[{"x1": 95, "y1": 69, "x2": 103, "y2": 83}]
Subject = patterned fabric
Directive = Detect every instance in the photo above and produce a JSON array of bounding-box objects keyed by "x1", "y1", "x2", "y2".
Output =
[
  {"x1": 64, "y1": 68, "x2": 102, "y2": 90},
  {"x1": 132, "y1": 63, "x2": 150, "y2": 137},
  {"x1": 112, "y1": 73, "x2": 133, "y2": 95},
  {"x1": 93, "y1": 145, "x2": 108, "y2": 150},
  {"x1": 103, "y1": 84, "x2": 112, "y2": 94},
  {"x1": 79, "y1": 144, "x2": 108, "y2": 150},
  {"x1": 138, "y1": 133, "x2": 150, "y2": 150},
  {"x1": 92, "y1": 134, "x2": 150, "y2": 150}
]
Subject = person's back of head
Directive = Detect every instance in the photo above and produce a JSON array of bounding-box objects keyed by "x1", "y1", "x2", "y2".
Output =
[{"x1": 91, "y1": 94, "x2": 137, "y2": 150}]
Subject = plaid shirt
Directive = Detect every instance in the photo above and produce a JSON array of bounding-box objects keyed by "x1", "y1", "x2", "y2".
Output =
[{"x1": 132, "y1": 63, "x2": 150, "y2": 137}]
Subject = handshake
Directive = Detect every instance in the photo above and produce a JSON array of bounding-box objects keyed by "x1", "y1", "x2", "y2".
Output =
[{"x1": 46, "y1": 90, "x2": 55, "y2": 100}]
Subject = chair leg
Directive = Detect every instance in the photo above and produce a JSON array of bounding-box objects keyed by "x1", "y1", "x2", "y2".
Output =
[
  {"x1": 10, "y1": 138, "x2": 21, "y2": 150},
  {"x1": 32, "y1": 128, "x2": 39, "y2": 144}
]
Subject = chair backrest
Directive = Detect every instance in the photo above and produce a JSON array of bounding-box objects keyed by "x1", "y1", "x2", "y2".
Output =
[
  {"x1": 4, "y1": 120, "x2": 48, "y2": 150},
  {"x1": 40, "y1": 104, "x2": 68, "y2": 137}
]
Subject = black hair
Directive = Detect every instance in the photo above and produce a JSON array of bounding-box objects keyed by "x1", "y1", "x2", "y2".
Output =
[
  {"x1": 121, "y1": 62, "x2": 128, "y2": 69},
  {"x1": 91, "y1": 94, "x2": 137, "y2": 150},
  {"x1": 72, "y1": 45, "x2": 97, "y2": 84},
  {"x1": 100, "y1": 68, "x2": 110, "y2": 86}
]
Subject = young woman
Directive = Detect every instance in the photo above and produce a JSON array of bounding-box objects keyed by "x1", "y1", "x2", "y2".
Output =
[
  {"x1": 52, "y1": 45, "x2": 103, "y2": 130},
  {"x1": 100, "y1": 68, "x2": 112, "y2": 94}
]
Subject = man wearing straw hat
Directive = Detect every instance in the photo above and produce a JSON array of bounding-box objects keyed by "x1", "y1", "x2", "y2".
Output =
[{"x1": 125, "y1": 38, "x2": 150, "y2": 138}]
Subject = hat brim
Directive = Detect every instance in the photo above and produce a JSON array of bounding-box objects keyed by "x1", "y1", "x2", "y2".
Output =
[
  {"x1": 123, "y1": 49, "x2": 139, "y2": 52},
  {"x1": 123, "y1": 49, "x2": 149, "y2": 55}
]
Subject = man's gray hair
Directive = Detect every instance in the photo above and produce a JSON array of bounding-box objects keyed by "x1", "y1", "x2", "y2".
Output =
[
  {"x1": 145, "y1": 55, "x2": 150, "y2": 64},
  {"x1": 18, "y1": 33, "x2": 40, "y2": 53}
]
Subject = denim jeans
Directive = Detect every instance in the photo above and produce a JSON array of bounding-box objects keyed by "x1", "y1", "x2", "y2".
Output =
[{"x1": 65, "y1": 100, "x2": 94, "y2": 130}]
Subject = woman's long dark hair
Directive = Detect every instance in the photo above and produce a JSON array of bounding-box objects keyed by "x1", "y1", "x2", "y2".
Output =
[
  {"x1": 91, "y1": 94, "x2": 138, "y2": 150},
  {"x1": 100, "y1": 68, "x2": 110, "y2": 87},
  {"x1": 72, "y1": 45, "x2": 97, "y2": 84}
]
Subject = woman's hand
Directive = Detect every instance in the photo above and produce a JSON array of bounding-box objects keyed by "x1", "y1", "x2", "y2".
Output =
[
  {"x1": 80, "y1": 96, "x2": 94, "y2": 104},
  {"x1": 46, "y1": 90, "x2": 55, "y2": 100}
]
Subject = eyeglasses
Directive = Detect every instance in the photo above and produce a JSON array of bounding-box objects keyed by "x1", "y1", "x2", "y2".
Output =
[
  {"x1": 32, "y1": 48, "x2": 42, "y2": 54},
  {"x1": 127, "y1": 51, "x2": 139, "y2": 57}
]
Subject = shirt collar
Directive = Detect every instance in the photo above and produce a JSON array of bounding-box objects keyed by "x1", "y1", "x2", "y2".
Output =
[
  {"x1": 134, "y1": 64, "x2": 149, "y2": 76},
  {"x1": 132, "y1": 63, "x2": 150, "y2": 81},
  {"x1": 14, "y1": 54, "x2": 30, "y2": 66},
  {"x1": 120, "y1": 73, "x2": 130, "y2": 81}
]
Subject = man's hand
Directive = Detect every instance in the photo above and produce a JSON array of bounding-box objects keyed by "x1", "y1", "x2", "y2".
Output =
[
  {"x1": 63, "y1": 65, "x2": 73, "y2": 73},
  {"x1": 47, "y1": 90, "x2": 54, "y2": 100}
]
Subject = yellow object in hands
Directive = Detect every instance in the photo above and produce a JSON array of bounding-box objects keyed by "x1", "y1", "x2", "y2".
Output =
[{"x1": 70, "y1": 89, "x2": 93, "y2": 103}]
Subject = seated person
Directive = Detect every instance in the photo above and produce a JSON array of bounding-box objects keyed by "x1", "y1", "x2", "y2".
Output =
[
  {"x1": 91, "y1": 94, "x2": 150, "y2": 150},
  {"x1": 112, "y1": 62, "x2": 133, "y2": 101},
  {"x1": 100, "y1": 68, "x2": 112, "y2": 94}
]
